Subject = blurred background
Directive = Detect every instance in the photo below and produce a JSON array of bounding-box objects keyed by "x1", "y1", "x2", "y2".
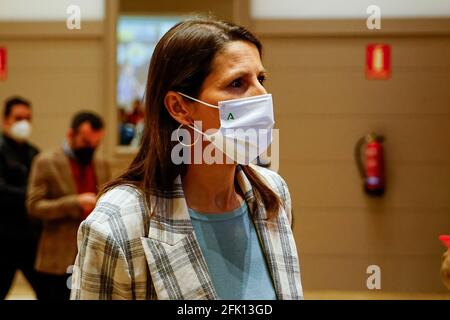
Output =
[{"x1": 1, "y1": 0, "x2": 450, "y2": 299}]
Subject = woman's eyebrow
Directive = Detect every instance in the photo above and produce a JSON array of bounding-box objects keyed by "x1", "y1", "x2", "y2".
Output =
[{"x1": 223, "y1": 67, "x2": 268, "y2": 81}]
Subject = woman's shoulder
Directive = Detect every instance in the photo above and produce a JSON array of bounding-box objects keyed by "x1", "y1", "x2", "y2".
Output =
[
  {"x1": 84, "y1": 184, "x2": 148, "y2": 236},
  {"x1": 98, "y1": 184, "x2": 144, "y2": 207}
]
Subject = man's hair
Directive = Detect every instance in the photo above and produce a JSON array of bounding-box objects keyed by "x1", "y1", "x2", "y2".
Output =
[
  {"x1": 71, "y1": 111, "x2": 104, "y2": 131},
  {"x1": 4, "y1": 96, "x2": 31, "y2": 118}
]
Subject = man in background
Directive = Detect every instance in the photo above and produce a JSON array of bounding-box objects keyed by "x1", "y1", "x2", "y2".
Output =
[
  {"x1": 0, "y1": 96, "x2": 42, "y2": 299},
  {"x1": 27, "y1": 111, "x2": 111, "y2": 300}
]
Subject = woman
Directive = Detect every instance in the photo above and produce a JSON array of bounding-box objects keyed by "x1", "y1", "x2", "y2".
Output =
[{"x1": 71, "y1": 18, "x2": 303, "y2": 300}]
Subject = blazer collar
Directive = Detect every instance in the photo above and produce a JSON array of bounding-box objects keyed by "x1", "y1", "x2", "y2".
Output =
[
  {"x1": 146, "y1": 166, "x2": 266, "y2": 240},
  {"x1": 235, "y1": 165, "x2": 294, "y2": 298},
  {"x1": 142, "y1": 165, "x2": 288, "y2": 300}
]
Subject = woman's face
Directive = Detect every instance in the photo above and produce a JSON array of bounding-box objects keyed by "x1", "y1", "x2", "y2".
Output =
[{"x1": 190, "y1": 40, "x2": 268, "y2": 132}]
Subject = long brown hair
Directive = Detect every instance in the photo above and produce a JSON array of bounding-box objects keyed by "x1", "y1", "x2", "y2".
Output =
[{"x1": 102, "y1": 18, "x2": 281, "y2": 219}]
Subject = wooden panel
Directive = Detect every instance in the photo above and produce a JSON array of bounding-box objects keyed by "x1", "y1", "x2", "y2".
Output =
[
  {"x1": 303, "y1": 290, "x2": 450, "y2": 300},
  {"x1": 268, "y1": 69, "x2": 450, "y2": 116},
  {"x1": 381, "y1": 256, "x2": 449, "y2": 292},
  {"x1": 256, "y1": 23, "x2": 450, "y2": 292},
  {"x1": 262, "y1": 37, "x2": 450, "y2": 69},
  {"x1": 299, "y1": 254, "x2": 373, "y2": 291},
  {"x1": 0, "y1": 39, "x2": 104, "y2": 154},
  {"x1": 295, "y1": 208, "x2": 450, "y2": 256},
  {"x1": 6, "y1": 40, "x2": 103, "y2": 69},
  {"x1": 252, "y1": 18, "x2": 450, "y2": 37},
  {"x1": 0, "y1": 22, "x2": 103, "y2": 39},
  {"x1": 276, "y1": 116, "x2": 450, "y2": 163},
  {"x1": 262, "y1": 38, "x2": 450, "y2": 116},
  {"x1": 268, "y1": 71, "x2": 450, "y2": 115},
  {"x1": 282, "y1": 162, "x2": 450, "y2": 209},
  {"x1": 301, "y1": 254, "x2": 448, "y2": 292}
]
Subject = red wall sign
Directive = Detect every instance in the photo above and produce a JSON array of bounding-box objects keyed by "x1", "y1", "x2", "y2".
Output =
[
  {"x1": 0, "y1": 47, "x2": 6, "y2": 81},
  {"x1": 366, "y1": 44, "x2": 391, "y2": 80}
]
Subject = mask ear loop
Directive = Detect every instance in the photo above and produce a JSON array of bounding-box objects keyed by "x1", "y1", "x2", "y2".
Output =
[
  {"x1": 176, "y1": 123, "x2": 200, "y2": 147},
  {"x1": 177, "y1": 92, "x2": 220, "y2": 109}
]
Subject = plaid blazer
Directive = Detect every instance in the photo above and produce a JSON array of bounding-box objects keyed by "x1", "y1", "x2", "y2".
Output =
[{"x1": 70, "y1": 164, "x2": 303, "y2": 300}]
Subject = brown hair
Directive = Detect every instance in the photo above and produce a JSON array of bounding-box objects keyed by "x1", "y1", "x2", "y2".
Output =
[{"x1": 102, "y1": 18, "x2": 281, "y2": 219}]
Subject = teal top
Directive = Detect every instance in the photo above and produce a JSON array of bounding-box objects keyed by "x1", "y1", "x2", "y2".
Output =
[{"x1": 188, "y1": 201, "x2": 277, "y2": 300}]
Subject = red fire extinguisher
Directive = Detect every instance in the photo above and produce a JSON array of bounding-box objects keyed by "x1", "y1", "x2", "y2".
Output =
[{"x1": 355, "y1": 133, "x2": 385, "y2": 196}]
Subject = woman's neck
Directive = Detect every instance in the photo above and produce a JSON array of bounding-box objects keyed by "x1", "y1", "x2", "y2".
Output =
[{"x1": 182, "y1": 163, "x2": 244, "y2": 214}]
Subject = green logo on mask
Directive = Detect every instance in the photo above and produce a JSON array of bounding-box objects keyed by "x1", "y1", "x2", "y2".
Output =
[{"x1": 227, "y1": 113, "x2": 235, "y2": 120}]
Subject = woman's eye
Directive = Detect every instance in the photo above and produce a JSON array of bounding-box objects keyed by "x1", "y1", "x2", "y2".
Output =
[
  {"x1": 258, "y1": 75, "x2": 266, "y2": 85},
  {"x1": 230, "y1": 79, "x2": 242, "y2": 88}
]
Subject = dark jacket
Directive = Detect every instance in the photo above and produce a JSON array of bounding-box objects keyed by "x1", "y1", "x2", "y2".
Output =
[{"x1": 0, "y1": 133, "x2": 39, "y2": 241}]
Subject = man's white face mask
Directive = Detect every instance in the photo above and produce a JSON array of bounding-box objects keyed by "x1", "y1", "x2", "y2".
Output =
[
  {"x1": 10, "y1": 120, "x2": 32, "y2": 142},
  {"x1": 177, "y1": 92, "x2": 275, "y2": 165}
]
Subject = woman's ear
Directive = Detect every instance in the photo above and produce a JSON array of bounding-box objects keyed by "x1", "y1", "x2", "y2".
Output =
[{"x1": 164, "y1": 91, "x2": 193, "y2": 125}]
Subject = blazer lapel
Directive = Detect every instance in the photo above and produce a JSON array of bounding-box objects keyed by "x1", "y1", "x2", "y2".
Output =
[
  {"x1": 235, "y1": 165, "x2": 303, "y2": 300},
  {"x1": 140, "y1": 166, "x2": 302, "y2": 300},
  {"x1": 140, "y1": 176, "x2": 218, "y2": 300},
  {"x1": 54, "y1": 148, "x2": 77, "y2": 194}
]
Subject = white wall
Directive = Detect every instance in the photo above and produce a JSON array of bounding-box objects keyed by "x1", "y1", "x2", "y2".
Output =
[
  {"x1": 251, "y1": 0, "x2": 450, "y2": 19},
  {"x1": 0, "y1": 0, "x2": 104, "y2": 21}
]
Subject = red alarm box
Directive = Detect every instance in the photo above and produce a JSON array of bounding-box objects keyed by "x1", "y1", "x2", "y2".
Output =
[
  {"x1": 0, "y1": 47, "x2": 6, "y2": 81},
  {"x1": 366, "y1": 44, "x2": 391, "y2": 80},
  {"x1": 440, "y1": 235, "x2": 450, "y2": 249}
]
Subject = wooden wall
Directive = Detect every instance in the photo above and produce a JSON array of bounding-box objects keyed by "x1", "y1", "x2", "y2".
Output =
[
  {"x1": 0, "y1": 22, "x2": 106, "y2": 155},
  {"x1": 254, "y1": 19, "x2": 450, "y2": 292},
  {"x1": 1, "y1": 4, "x2": 450, "y2": 294}
]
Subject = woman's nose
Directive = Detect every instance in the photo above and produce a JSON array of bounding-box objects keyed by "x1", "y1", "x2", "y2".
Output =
[{"x1": 249, "y1": 79, "x2": 267, "y2": 96}]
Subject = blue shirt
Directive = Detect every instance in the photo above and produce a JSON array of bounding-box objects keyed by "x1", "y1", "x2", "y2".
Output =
[{"x1": 188, "y1": 201, "x2": 277, "y2": 300}]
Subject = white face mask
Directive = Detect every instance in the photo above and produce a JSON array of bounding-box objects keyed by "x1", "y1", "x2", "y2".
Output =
[
  {"x1": 10, "y1": 120, "x2": 32, "y2": 142},
  {"x1": 178, "y1": 92, "x2": 275, "y2": 165}
]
